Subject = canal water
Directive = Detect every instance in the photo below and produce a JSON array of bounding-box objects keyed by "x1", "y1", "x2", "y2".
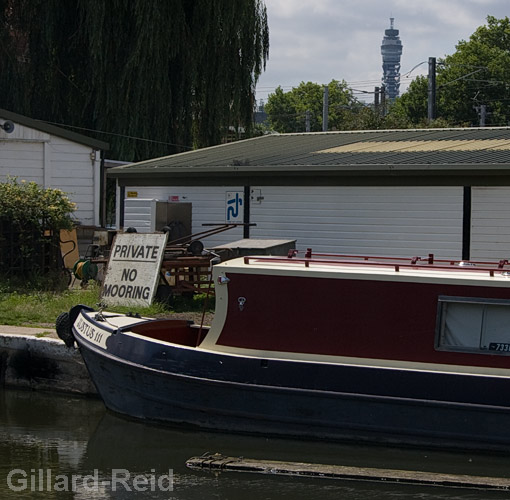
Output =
[{"x1": 1, "y1": 388, "x2": 509, "y2": 499}]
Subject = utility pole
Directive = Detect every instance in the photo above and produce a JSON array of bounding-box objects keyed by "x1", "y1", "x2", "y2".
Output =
[
  {"x1": 479, "y1": 104, "x2": 486, "y2": 126},
  {"x1": 380, "y1": 85, "x2": 386, "y2": 116},
  {"x1": 474, "y1": 104, "x2": 490, "y2": 126},
  {"x1": 374, "y1": 86, "x2": 380, "y2": 114},
  {"x1": 305, "y1": 110, "x2": 311, "y2": 132},
  {"x1": 428, "y1": 57, "x2": 436, "y2": 122},
  {"x1": 478, "y1": 104, "x2": 487, "y2": 127},
  {"x1": 322, "y1": 86, "x2": 329, "y2": 132}
]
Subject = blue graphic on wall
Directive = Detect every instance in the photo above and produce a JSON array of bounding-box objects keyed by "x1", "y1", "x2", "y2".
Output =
[{"x1": 226, "y1": 192, "x2": 244, "y2": 223}]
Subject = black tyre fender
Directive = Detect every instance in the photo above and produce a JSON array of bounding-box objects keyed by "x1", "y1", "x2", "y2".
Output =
[
  {"x1": 55, "y1": 312, "x2": 75, "y2": 348},
  {"x1": 55, "y1": 305, "x2": 95, "y2": 348},
  {"x1": 69, "y1": 304, "x2": 95, "y2": 326}
]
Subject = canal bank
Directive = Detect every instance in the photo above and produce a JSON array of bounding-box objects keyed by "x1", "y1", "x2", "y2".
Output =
[{"x1": 0, "y1": 325, "x2": 97, "y2": 395}]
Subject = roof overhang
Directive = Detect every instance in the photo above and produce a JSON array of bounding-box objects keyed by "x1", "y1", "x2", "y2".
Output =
[
  {"x1": 110, "y1": 163, "x2": 510, "y2": 187},
  {"x1": 0, "y1": 108, "x2": 109, "y2": 150}
]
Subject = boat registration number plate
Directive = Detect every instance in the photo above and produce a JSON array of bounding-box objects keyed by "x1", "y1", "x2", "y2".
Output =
[
  {"x1": 489, "y1": 343, "x2": 510, "y2": 352},
  {"x1": 74, "y1": 315, "x2": 111, "y2": 349}
]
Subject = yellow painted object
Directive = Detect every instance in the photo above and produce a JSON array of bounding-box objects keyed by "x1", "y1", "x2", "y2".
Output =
[
  {"x1": 72, "y1": 259, "x2": 98, "y2": 280},
  {"x1": 60, "y1": 229, "x2": 80, "y2": 268}
]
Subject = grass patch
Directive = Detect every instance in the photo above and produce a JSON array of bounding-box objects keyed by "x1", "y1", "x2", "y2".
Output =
[
  {"x1": 35, "y1": 331, "x2": 54, "y2": 338},
  {"x1": 0, "y1": 286, "x2": 101, "y2": 326},
  {"x1": 0, "y1": 271, "x2": 72, "y2": 294},
  {"x1": 0, "y1": 283, "x2": 214, "y2": 327}
]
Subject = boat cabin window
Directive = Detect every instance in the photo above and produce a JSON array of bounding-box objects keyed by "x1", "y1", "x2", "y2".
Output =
[{"x1": 436, "y1": 296, "x2": 510, "y2": 354}]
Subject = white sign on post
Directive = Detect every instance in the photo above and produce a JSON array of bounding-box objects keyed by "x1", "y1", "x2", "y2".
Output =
[
  {"x1": 101, "y1": 232, "x2": 168, "y2": 307},
  {"x1": 226, "y1": 191, "x2": 244, "y2": 223}
]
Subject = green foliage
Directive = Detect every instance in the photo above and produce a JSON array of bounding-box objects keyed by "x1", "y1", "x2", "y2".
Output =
[
  {"x1": 0, "y1": 177, "x2": 75, "y2": 231},
  {"x1": 0, "y1": 287, "x2": 101, "y2": 326},
  {"x1": 0, "y1": 282, "x2": 213, "y2": 327},
  {"x1": 0, "y1": 178, "x2": 76, "y2": 282},
  {"x1": 265, "y1": 80, "x2": 360, "y2": 133},
  {"x1": 437, "y1": 16, "x2": 510, "y2": 126},
  {"x1": 394, "y1": 16, "x2": 510, "y2": 126},
  {"x1": 170, "y1": 293, "x2": 215, "y2": 313},
  {"x1": 339, "y1": 103, "x2": 413, "y2": 131},
  {"x1": 264, "y1": 86, "x2": 296, "y2": 132},
  {"x1": 265, "y1": 80, "x2": 416, "y2": 132},
  {"x1": 389, "y1": 76, "x2": 429, "y2": 125},
  {"x1": 0, "y1": 0, "x2": 269, "y2": 161},
  {"x1": 0, "y1": 269, "x2": 72, "y2": 293}
]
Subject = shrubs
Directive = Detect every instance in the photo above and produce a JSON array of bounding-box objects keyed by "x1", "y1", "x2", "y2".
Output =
[
  {"x1": 0, "y1": 176, "x2": 75, "y2": 231},
  {"x1": 0, "y1": 177, "x2": 76, "y2": 287}
]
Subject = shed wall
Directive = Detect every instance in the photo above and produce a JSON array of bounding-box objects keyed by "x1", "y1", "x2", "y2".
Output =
[
  {"x1": 471, "y1": 187, "x2": 510, "y2": 260},
  {"x1": 250, "y1": 186, "x2": 463, "y2": 258},
  {"x1": 50, "y1": 136, "x2": 99, "y2": 226},
  {"x1": 0, "y1": 125, "x2": 100, "y2": 226},
  {"x1": 123, "y1": 186, "x2": 464, "y2": 259},
  {"x1": 0, "y1": 141, "x2": 44, "y2": 183}
]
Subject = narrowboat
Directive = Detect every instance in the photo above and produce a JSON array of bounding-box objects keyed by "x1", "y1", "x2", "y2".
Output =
[{"x1": 58, "y1": 250, "x2": 510, "y2": 451}]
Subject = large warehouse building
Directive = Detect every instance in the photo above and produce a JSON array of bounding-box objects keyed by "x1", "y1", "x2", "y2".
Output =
[{"x1": 108, "y1": 128, "x2": 510, "y2": 261}]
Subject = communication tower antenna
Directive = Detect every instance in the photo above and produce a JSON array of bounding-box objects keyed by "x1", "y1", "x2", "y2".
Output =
[{"x1": 381, "y1": 17, "x2": 403, "y2": 100}]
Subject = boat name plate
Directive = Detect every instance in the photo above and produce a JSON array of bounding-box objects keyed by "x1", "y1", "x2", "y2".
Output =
[{"x1": 74, "y1": 315, "x2": 111, "y2": 349}]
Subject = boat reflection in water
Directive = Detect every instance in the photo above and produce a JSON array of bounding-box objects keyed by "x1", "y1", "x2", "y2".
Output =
[
  {"x1": 1, "y1": 389, "x2": 510, "y2": 500},
  {"x1": 63, "y1": 251, "x2": 510, "y2": 452}
]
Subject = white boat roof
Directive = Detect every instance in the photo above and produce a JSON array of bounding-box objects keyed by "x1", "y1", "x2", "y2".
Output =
[{"x1": 215, "y1": 253, "x2": 510, "y2": 287}]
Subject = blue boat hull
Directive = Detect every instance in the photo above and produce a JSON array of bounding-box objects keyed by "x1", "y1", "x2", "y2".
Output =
[{"x1": 74, "y1": 316, "x2": 510, "y2": 452}]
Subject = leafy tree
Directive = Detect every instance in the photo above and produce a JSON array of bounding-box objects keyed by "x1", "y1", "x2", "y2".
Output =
[
  {"x1": 393, "y1": 16, "x2": 510, "y2": 126},
  {"x1": 0, "y1": 0, "x2": 269, "y2": 160},
  {"x1": 340, "y1": 103, "x2": 413, "y2": 130},
  {"x1": 265, "y1": 80, "x2": 415, "y2": 132},
  {"x1": 389, "y1": 76, "x2": 429, "y2": 125},
  {"x1": 438, "y1": 16, "x2": 510, "y2": 126},
  {"x1": 265, "y1": 80, "x2": 360, "y2": 133}
]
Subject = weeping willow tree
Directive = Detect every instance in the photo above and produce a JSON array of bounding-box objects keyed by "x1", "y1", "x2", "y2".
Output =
[{"x1": 0, "y1": 0, "x2": 269, "y2": 160}]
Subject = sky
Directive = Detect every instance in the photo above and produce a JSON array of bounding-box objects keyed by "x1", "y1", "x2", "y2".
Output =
[{"x1": 255, "y1": 0, "x2": 510, "y2": 104}]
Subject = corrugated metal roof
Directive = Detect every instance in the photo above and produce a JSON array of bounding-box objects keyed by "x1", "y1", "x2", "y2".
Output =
[
  {"x1": 109, "y1": 128, "x2": 510, "y2": 187},
  {"x1": 111, "y1": 128, "x2": 510, "y2": 171}
]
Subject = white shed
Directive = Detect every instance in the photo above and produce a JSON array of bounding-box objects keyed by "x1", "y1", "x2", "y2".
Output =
[{"x1": 0, "y1": 109, "x2": 109, "y2": 226}]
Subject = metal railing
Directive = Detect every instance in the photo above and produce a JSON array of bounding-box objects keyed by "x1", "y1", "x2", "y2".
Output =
[{"x1": 242, "y1": 249, "x2": 510, "y2": 277}]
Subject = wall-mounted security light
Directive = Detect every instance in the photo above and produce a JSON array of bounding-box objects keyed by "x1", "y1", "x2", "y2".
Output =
[{"x1": 0, "y1": 120, "x2": 15, "y2": 133}]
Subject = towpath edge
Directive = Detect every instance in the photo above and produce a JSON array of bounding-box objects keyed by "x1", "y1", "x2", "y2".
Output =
[{"x1": 0, "y1": 327, "x2": 97, "y2": 395}]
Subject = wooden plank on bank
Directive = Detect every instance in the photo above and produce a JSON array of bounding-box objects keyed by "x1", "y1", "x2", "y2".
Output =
[{"x1": 186, "y1": 453, "x2": 510, "y2": 491}]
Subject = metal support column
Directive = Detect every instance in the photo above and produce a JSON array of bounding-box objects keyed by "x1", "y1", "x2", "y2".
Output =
[
  {"x1": 243, "y1": 186, "x2": 251, "y2": 238},
  {"x1": 462, "y1": 186, "x2": 471, "y2": 261}
]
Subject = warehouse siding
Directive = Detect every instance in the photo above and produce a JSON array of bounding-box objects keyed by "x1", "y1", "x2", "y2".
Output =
[
  {"x1": 124, "y1": 186, "x2": 464, "y2": 258},
  {"x1": 471, "y1": 187, "x2": 510, "y2": 261},
  {"x1": 250, "y1": 186, "x2": 463, "y2": 258}
]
